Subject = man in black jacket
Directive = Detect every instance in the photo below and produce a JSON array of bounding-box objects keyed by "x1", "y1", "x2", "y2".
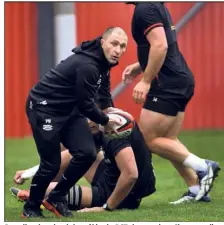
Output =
[{"x1": 22, "y1": 26, "x2": 128, "y2": 218}]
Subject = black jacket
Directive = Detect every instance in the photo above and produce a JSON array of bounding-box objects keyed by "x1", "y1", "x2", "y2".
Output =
[{"x1": 29, "y1": 37, "x2": 115, "y2": 125}]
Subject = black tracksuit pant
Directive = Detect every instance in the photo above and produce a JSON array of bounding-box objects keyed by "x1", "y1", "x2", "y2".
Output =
[{"x1": 25, "y1": 97, "x2": 97, "y2": 207}]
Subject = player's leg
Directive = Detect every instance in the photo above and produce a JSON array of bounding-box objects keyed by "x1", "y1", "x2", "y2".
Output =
[
  {"x1": 22, "y1": 127, "x2": 61, "y2": 218},
  {"x1": 166, "y1": 110, "x2": 220, "y2": 202},
  {"x1": 10, "y1": 150, "x2": 70, "y2": 204},
  {"x1": 63, "y1": 184, "x2": 103, "y2": 210},
  {"x1": 171, "y1": 160, "x2": 199, "y2": 188},
  {"x1": 170, "y1": 142, "x2": 206, "y2": 203},
  {"x1": 12, "y1": 158, "x2": 108, "y2": 211},
  {"x1": 139, "y1": 96, "x2": 220, "y2": 201},
  {"x1": 17, "y1": 144, "x2": 65, "y2": 203},
  {"x1": 11, "y1": 156, "x2": 105, "y2": 210},
  {"x1": 12, "y1": 143, "x2": 69, "y2": 186},
  {"x1": 52, "y1": 150, "x2": 72, "y2": 182},
  {"x1": 13, "y1": 145, "x2": 101, "y2": 186},
  {"x1": 67, "y1": 185, "x2": 93, "y2": 209},
  {"x1": 162, "y1": 112, "x2": 208, "y2": 203},
  {"x1": 169, "y1": 159, "x2": 211, "y2": 204},
  {"x1": 53, "y1": 148, "x2": 104, "y2": 184},
  {"x1": 63, "y1": 159, "x2": 106, "y2": 211},
  {"x1": 164, "y1": 113, "x2": 199, "y2": 189},
  {"x1": 10, "y1": 183, "x2": 93, "y2": 210},
  {"x1": 139, "y1": 108, "x2": 190, "y2": 161},
  {"x1": 43, "y1": 115, "x2": 97, "y2": 217},
  {"x1": 23, "y1": 100, "x2": 62, "y2": 218},
  {"x1": 11, "y1": 150, "x2": 104, "y2": 204}
]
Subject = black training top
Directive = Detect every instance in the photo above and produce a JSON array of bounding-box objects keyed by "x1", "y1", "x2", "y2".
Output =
[
  {"x1": 131, "y1": 2, "x2": 195, "y2": 97},
  {"x1": 103, "y1": 124, "x2": 156, "y2": 199},
  {"x1": 29, "y1": 37, "x2": 115, "y2": 125}
]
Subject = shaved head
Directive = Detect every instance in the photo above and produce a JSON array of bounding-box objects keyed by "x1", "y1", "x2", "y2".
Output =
[
  {"x1": 101, "y1": 27, "x2": 128, "y2": 64},
  {"x1": 102, "y1": 27, "x2": 127, "y2": 40}
]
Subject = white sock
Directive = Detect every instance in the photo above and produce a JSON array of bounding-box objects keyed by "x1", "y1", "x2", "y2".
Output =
[
  {"x1": 189, "y1": 185, "x2": 200, "y2": 195},
  {"x1": 183, "y1": 153, "x2": 208, "y2": 172}
]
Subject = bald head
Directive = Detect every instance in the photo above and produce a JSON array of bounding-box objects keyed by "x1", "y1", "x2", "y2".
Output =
[
  {"x1": 101, "y1": 27, "x2": 128, "y2": 64},
  {"x1": 102, "y1": 27, "x2": 127, "y2": 40}
]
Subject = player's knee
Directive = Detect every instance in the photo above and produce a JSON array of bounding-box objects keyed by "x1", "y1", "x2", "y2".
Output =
[
  {"x1": 84, "y1": 149, "x2": 97, "y2": 165},
  {"x1": 39, "y1": 159, "x2": 61, "y2": 178},
  {"x1": 70, "y1": 147, "x2": 97, "y2": 166},
  {"x1": 82, "y1": 146, "x2": 97, "y2": 163},
  {"x1": 48, "y1": 164, "x2": 60, "y2": 178}
]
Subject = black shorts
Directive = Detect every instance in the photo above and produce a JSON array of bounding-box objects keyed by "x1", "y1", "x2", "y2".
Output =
[
  {"x1": 91, "y1": 161, "x2": 142, "y2": 210},
  {"x1": 143, "y1": 86, "x2": 194, "y2": 116}
]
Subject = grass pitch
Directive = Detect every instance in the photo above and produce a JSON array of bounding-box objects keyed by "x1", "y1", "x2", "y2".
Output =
[{"x1": 4, "y1": 130, "x2": 224, "y2": 222}]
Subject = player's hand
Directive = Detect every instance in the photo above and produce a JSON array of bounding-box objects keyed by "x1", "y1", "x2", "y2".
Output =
[
  {"x1": 103, "y1": 117, "x2": 123, "y2": 135},
  {"x1": 14, "y1": 170, "x2": 25, "y2": 185},
  {"x1": 77, "y1": 207, "x2": 105, "y2": 213},
  {"x1": 104, "y1": 107, "x2": 124, "y2": 114},
  {"x1": 122, "y1": 63, "x2": 141, "y2": 84},
  {"x1": 133, "y1": 79, "x2": 151, "y2": 104}
]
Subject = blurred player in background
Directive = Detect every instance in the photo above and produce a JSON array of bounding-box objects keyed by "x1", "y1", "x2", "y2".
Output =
[{"x1": 123, "y1": 2, "x2": 220, "y2": 204}]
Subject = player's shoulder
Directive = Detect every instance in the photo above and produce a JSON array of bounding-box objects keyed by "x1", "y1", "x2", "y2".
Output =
[
  {"x1": 136, "y1": 2, "x2": 163, "y2": 11},
  {"x1": 103, "y1": 135, "x2": 131, "y2": 158},
  {"x1": 76, "y1": 63, "x2": 100, "y2": 76},
  {"x1": 104, "y1": 136, "x2": 130, "y2": 149},
  {"x1": 134, "y1": 2, "x2": 165, "y2": 22}
]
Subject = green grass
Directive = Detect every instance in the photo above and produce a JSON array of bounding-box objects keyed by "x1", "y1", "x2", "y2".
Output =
[{"x1": 5, "y1": 130, "x2": 224, "y2": 222}]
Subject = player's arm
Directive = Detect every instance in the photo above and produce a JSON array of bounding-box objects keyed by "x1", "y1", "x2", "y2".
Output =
[
  {"x1": 97, "y1": 71, "x2": 114, "y2": 111},
  {"x1": 130, "y1": 62, "x2": 142, "y2": 74},
  {"x1": 141, "y1": 5, "x2": 168, "y2": 83},
  {"x1": 13, "y1": 145, "x2": 71, "y2": 184},
  {"x1": 14, "y1": 165, "x2": 39, "y2": 184},
  {"x1": 143, "y1": 27, "x2": 167, "y2": 83},
  {"x1": 76, "y1": 64, "x2": 109, "y2": 125},
  {"x1": 83, "y1": 150, "x2": 104, "y2": 184},
  {"x1": 122, "y1": 62, "x2": 142, "y2": 83},
  {"x1": 97, "y1": 72, "x2": 125, "y2": 114},
  {"x1": 105, "y1": 147, "x2": 138, "y2": 210}
]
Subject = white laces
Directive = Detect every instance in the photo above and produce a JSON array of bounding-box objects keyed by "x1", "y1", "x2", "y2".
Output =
[{"x1": 169, "y1": 195, "x2": 194, "y2": 205}]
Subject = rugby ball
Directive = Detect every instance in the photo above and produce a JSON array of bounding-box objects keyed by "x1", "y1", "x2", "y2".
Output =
[{"x1": 104, "y1": 111, "x2": 135, "y2": 139}]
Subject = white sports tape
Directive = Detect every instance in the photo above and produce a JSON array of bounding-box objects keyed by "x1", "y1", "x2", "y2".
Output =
[{"x1": 21, "y1": 165, "x2": 39, "y2": 179}]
